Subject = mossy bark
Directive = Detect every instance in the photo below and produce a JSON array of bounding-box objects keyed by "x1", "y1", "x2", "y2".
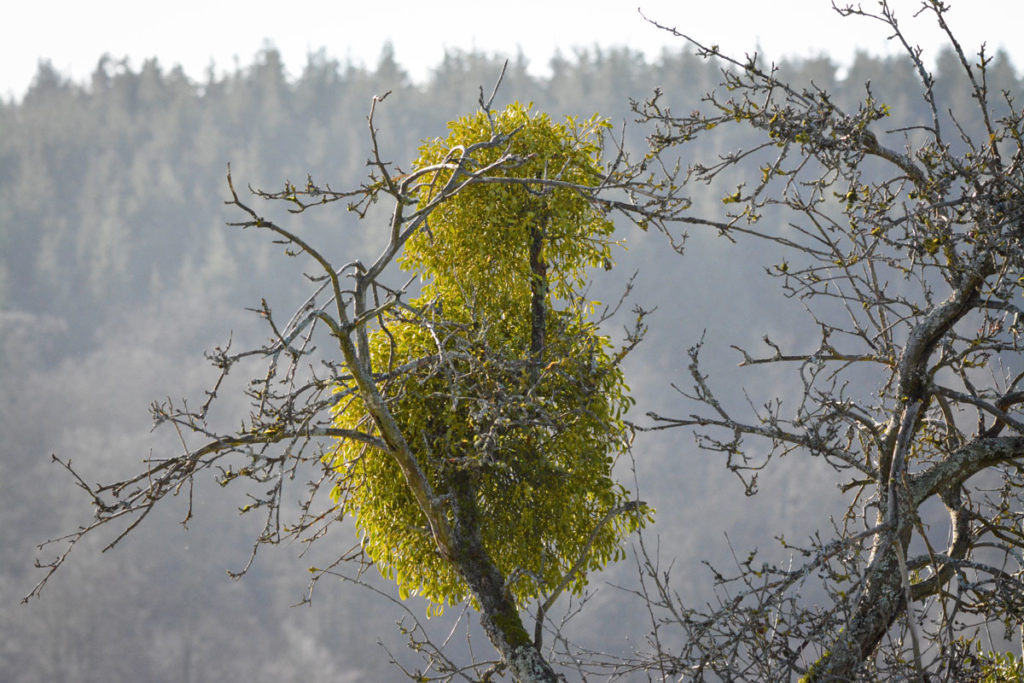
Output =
[{"x1": 447, "y1": 469, "x2": 560, "y2": 682}]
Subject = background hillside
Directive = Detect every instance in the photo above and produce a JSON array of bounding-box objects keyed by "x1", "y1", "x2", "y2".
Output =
[{"x1": 1, "y1": 44, "x2": 1020, "y2": 680}]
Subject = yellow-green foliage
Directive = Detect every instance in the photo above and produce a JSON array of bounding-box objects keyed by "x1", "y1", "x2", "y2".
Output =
[
  {"x1": 402, "y1": 103, "x2": 616, "y2": 320},
  {"x1": 977, "y1": 650, "x2": 1024, "y2": 682},
  {"x1": 947, "y1": 639, "x2": 1024, "y2": 682},
  {"x1": 326, "y1": 104, "x2": 648, "y2": 611}
]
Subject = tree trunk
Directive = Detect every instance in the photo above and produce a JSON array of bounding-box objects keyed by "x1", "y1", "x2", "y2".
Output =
[
  {"x1": 459, "y1": 542, "x2": 561, "y2": 682},
  {"x1": 449, "y1": 470, "x2": 560, "y2": 682},
  {"x1": 802, "y1": 533, "x2": 907, "y2": 681},
  {"x1": 528, "y1": 220, "x2": 548, "y2": 363}
]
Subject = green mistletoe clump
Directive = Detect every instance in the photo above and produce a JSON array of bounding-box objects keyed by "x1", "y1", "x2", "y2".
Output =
[{"x1": 327, "y1": 103, "x2": 649, "y2": 611}]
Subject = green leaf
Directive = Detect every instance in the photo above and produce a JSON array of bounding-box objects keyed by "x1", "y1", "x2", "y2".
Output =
[{"x1": 325, "y1": 103, "x2": 645, "y2": 610}]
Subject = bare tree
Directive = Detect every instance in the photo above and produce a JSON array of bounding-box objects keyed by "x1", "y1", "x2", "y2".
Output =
[
  {"x1": 25, "y1": 76, "x2": 681, "y2": 682},
  {"x1": 631, "y1": 1, "x2": 1024, "y2": 680}
]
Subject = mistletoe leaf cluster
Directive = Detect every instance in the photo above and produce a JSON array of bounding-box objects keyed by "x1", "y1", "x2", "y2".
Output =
[
  {"x1": 327, "y1": 104, "x2": 647, "y2": 611},
  {"x1": 404, "y1": 103, "x2": 618, "y2": 322}
]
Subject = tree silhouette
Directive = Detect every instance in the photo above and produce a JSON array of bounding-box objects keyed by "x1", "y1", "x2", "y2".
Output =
[{"x1": 632, "y1": 2, "x2": 1024, "y2": 679}]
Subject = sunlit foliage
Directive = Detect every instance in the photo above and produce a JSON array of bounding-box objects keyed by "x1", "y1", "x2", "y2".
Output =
[{"x1": 327, "y1": 104, "x2": 648, "y2": 610}]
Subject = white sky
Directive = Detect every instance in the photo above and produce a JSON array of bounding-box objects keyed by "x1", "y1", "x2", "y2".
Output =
[{"x1": 3, "y1": 1, "x2": 1022, "y2": 100}]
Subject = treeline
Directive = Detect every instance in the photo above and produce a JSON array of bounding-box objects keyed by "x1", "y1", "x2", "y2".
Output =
[
  {"x1": 0, "y1": 44, "x2": 1020, "y2": 681},
  {"x1": 0, "y1": 46, "x2": 709, "y2": 344},
  {"x1": 2, "y1": 44, "x2": 1020, "y2": 352}
]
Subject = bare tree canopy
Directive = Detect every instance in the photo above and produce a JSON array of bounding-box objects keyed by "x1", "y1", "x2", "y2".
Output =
[
  {"x1": 630, "y1": 1, "x2": 1024, "y2": 680},
  {"x1": 26, "y1": 79, "x2": 674, "y2": 682}
]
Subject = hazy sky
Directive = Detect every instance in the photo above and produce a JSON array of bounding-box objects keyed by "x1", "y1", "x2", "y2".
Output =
[{"x1": 4, "y1": 1, "x2": 1022, "y2": 99}]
